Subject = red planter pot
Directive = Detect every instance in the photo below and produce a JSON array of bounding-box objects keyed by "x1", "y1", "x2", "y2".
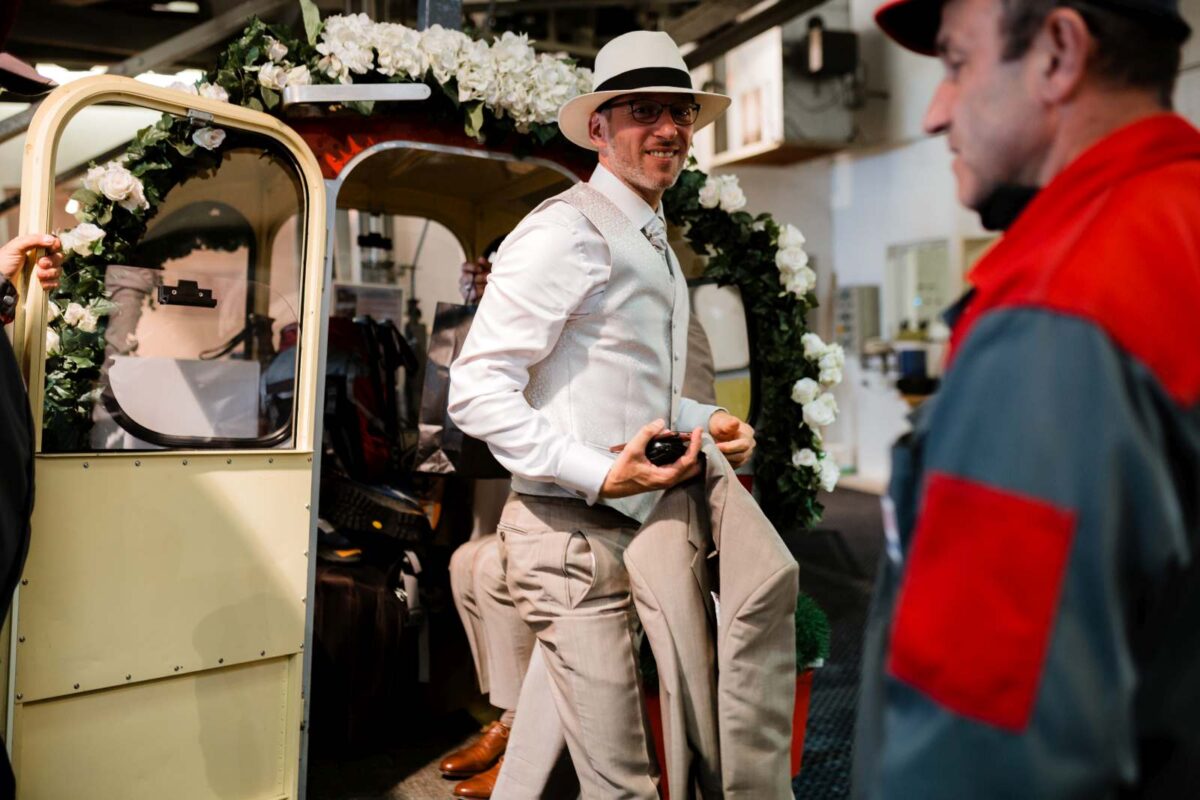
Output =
[{"x1": 645, "y1": 669, "x2": 815, "y2": 799}]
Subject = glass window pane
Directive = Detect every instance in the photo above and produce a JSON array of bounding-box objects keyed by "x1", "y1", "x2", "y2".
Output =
[{"x1": 42, "y1": 103, "x2": 306, "y2": 452}]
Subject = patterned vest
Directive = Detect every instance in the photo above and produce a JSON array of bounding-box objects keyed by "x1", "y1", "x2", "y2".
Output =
[{"x1": 511, "y1": 182, "x2": 690, "y2": 522}]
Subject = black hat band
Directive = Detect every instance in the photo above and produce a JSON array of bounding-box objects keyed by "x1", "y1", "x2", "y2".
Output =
[{"x1": 593, "y1": 66, "x2": 694, "y2": 94}]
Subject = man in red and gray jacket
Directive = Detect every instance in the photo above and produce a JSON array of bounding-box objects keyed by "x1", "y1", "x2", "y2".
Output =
[{"x1": 855, "y1": 0, "x2": 1200, "y2": 796}]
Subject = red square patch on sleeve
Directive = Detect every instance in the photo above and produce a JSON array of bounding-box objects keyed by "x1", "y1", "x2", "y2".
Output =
[{"x1": 886, "y1": 471, "x2": 1076, "y2": 731}]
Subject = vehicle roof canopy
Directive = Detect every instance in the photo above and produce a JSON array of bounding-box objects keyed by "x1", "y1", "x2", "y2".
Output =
[{"x1": 288, "y1": 112, "x2": 593, "y2": 258}]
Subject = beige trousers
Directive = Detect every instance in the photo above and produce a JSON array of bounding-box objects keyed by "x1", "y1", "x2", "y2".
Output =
[
  {"x1": 449, "y1": 534, "x2": 535, "y2": 711},
  {"x1": 494, "y1": 493, "x2": 657, "y2": 800}
]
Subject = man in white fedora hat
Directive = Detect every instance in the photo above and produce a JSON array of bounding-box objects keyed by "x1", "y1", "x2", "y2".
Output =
[{"x1": 449, "y1": 28, "x2": 755, "y2": 798}]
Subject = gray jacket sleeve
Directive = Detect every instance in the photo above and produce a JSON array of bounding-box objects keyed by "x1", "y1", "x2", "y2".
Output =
[{"x1": 856, "y1": 307, "x2": 1200, "y2": 799}]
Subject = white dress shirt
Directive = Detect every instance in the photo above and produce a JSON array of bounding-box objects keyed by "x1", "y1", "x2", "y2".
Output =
[{"x1": 448, "y1": 164, "x2": 719, "y2": 508}]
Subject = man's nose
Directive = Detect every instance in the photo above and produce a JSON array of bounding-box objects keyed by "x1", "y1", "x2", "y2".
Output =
[
  {"x1": 652, "y1": 114, "x2": 681, "y2": 140},
  {"x1": 923, "y1": 81, "x2": 954, "y2": 136}
]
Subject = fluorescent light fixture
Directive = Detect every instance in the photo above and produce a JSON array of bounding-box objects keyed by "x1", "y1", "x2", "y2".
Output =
[
  {"x1": 134, "y1": 68, "x2": 206, "y2": 88},
  {"x1": 34, "y1": 64, "x2": 107, "y2": 86},
  {"x1": 150, "y1": 1, "x2": 201, "y2": 12}
]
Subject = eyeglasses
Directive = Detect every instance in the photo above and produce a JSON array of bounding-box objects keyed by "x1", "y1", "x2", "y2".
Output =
[{"x1": 600, "y1": 99, "x2": 701, "y2": 126}]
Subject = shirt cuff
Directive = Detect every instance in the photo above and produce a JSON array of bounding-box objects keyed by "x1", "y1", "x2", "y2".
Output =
[
  {"x1": 556, "y1": 441, "x2": 616, "y2": 506},
  {"x1": 676, "y1": 401, "x2": 725, "y2": 434}
]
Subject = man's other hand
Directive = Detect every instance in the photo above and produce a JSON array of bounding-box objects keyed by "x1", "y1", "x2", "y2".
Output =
[
  {"x1": 1, "y1": 234, "x2": 62, "y2": 290},
  {"x1": 600, "y1": 418, "x2": 702, "y2": 499},
  {"x1": 709, "y1": 410, "x2": 755, "y2": 468}
]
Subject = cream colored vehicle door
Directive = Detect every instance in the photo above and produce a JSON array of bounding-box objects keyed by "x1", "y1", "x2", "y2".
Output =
[{"x1": 8, "y1": 75, "x2": 327, "y2": 800}]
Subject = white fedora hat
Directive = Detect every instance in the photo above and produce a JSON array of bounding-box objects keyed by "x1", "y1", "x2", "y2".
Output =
[{"x1": 557, "y1": 30, "x2": 730, "y2": 151}]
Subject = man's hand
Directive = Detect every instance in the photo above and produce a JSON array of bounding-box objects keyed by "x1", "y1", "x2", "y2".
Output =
[
  {"x1": 600, "y1": 418, "x2": 703, "y2": 499},
  {"x1": 0, "y1": 234, "x2": 62, "y2": 290},
  {"x1": 709, "y1": 410, "x2": 755, "y2": 469}
]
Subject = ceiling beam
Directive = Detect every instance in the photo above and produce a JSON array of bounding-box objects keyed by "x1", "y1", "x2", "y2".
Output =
[
  {"x1": 109, "y1": 0, "x2": 294, "y2": 77},
  {"x1": 665, "y1": 0, "x2": 761, "y2": 45},
  {"x1": 0, "y1": 0, "x2": 293, "y2": 145},
  {"x1": 8, "y1": 7, "x2": 195, "y2": 59},
  {"x1": 461, "y1": 0, "x2": 661, "y2": 12},
  {"x1": 683, "y1": 0, "x2": 821, "y2": 68}
]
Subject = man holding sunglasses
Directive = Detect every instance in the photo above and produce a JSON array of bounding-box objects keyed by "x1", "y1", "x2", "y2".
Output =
[{"x1": 449, "y1": 30, "x2": 754, "y2": 798}]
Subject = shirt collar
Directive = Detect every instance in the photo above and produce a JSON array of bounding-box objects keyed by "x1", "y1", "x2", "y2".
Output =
[{"x1": 589, "y1": 163, "x2": 661, "y2": 231}]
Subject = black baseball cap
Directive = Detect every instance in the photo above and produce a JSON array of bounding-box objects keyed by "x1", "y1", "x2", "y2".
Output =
[{"x1": 876, "y1": 0, "x2": 1190, "y2": 55}]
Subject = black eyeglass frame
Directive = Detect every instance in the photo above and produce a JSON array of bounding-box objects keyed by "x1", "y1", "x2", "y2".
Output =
[{"x1": 597, "y1": 98, "x2": 702, "y2": 126}]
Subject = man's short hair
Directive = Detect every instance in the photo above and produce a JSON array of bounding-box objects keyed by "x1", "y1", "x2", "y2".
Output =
[{"x1": 998, "y1": 0, "x2": 1188, "y2": 105}]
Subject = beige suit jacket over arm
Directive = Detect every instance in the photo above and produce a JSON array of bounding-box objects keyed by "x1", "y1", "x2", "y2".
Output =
[{"x1": 626, "y1": 442, "x2": 798, "y2": 800}]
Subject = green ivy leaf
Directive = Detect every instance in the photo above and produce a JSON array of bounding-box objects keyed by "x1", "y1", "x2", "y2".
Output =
[
  {"x1": 464, "y1": 102, "x2": 485, "y2": 142},
  {"x1": 299, "y1": 0, "x2": 323, "y2": 45},
  {"x1": 74, "y1": 179, "x2": 104, "y2": 201}
]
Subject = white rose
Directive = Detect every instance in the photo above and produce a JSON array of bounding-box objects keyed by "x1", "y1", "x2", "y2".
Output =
[
  {"x1": 94, "y1": 163, "x2": 149, "y2": 212},
  {"x1": 266, "y1": 37, "x2": 289, "y2": 62},
  {"x1": 819, "y1": 344, "x2": 845, "y2": 370},
  {"x1": 778, "y1": 223, "x2": 806, "y2": 249},
  {"x1": 698, "y1": 177, "x2": 721, "y2": 209},
  {"x1": 82, "y1": 165, "x2": 106, "y2": 194},
  {"x1": 77, "y1": 307, "x2": 99, "y2": 333},
  {"x1": 198, "y1": 82, "x2": 229, "y2": 101},
  {"x1": 802, "y1": 332, "x2": 826, "y2": 359},
  {"x1": 47, "y1": 301, "x2": 61, "y2": 321},
  {"x1": 192, "y1": 127, "x2": 226, "y2": 150},
  {"x1": 820, "y1": 366, "x2": 843, "y2": 386},
  {"x1": 59, "y1": 222, "x2": 106, "y2": 256},
  {"x1": 802, "y1": 393, "x2": 839, "y2": 428},
  {"x1": 819, "y1": 456, "x2": 840, "y2": 492},
  {"x1": 45, "y1": 328, "x2": 61, "y2": 356},
  {"x1": 792, "y1": 448, "x2": 818, "y2": 469},
  {"x1": 121, "y1": 179, "x2": 149, "y2": 213},
  {"x1": 775, "y1": 246, "x2": 809, "y2": 273},
  {"x1": 791, "y1": 377, "x2": 821, "y2": 406},
  {"x1": 168, "y1": 81, "x2": 199, "y2": 96},
  {"x1": 286, "y1": 65, "x2": 311, "y2": 86},
  {"x1": 717, "y1": 175, "x2": 747, "y2": 212},
  {"x1": 63, "y1": 302, "x2": 87, "y2": 327},
  {"x1": 258, "y1": 62, "x2": 288, "y2": 90},
  {"x1": 780, "y1": 265, "x2": 816, "y2": 297}
]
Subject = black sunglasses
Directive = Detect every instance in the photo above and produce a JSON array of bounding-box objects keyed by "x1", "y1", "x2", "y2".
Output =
[{"x1": 599, "y1": 98, "x2": 701, "y2": 126}]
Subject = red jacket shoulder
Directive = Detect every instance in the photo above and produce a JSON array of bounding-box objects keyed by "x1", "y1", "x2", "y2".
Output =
[{"x1": 1038, "y1": 160, "x2": 1200, "y2": 405}]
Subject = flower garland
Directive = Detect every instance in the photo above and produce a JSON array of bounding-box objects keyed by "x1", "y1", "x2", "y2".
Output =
[
  {"x1": 665, "y1": 171, "x2": 842, "y2": 525},
  {"x1": 45, "y1": 8, "x2": 841, "y2": 526}
]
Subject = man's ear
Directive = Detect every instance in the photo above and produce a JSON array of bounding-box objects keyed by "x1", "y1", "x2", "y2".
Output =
[
  {"x1": 588, "y1": 111, "x2": 608, "y2": 151},
  {"x1": 1037, "y1": 7, "x2": 1091, "y2": 103}
]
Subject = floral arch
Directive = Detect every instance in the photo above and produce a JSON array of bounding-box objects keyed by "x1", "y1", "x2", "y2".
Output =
[{"x1": 47, "y1": 8, "x2": 843, "y2": 526}]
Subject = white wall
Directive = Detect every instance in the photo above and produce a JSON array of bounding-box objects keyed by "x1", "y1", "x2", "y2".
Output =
[{"x1": 738, "y1": 0, "x2": 1200, "y2": 490}]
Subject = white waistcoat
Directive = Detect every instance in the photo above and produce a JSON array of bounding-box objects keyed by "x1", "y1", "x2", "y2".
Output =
[{"x1": 510, "y1": 182, "x2": 691, "y2": 523}]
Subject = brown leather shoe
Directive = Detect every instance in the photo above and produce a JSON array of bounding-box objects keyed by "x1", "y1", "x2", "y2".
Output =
[
  {"x1": 439, "y1": 721, "x2": 509, "y2": 777},
  {"x1": 453, "y1": 758, "x2": 502, "y2": 799}
]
